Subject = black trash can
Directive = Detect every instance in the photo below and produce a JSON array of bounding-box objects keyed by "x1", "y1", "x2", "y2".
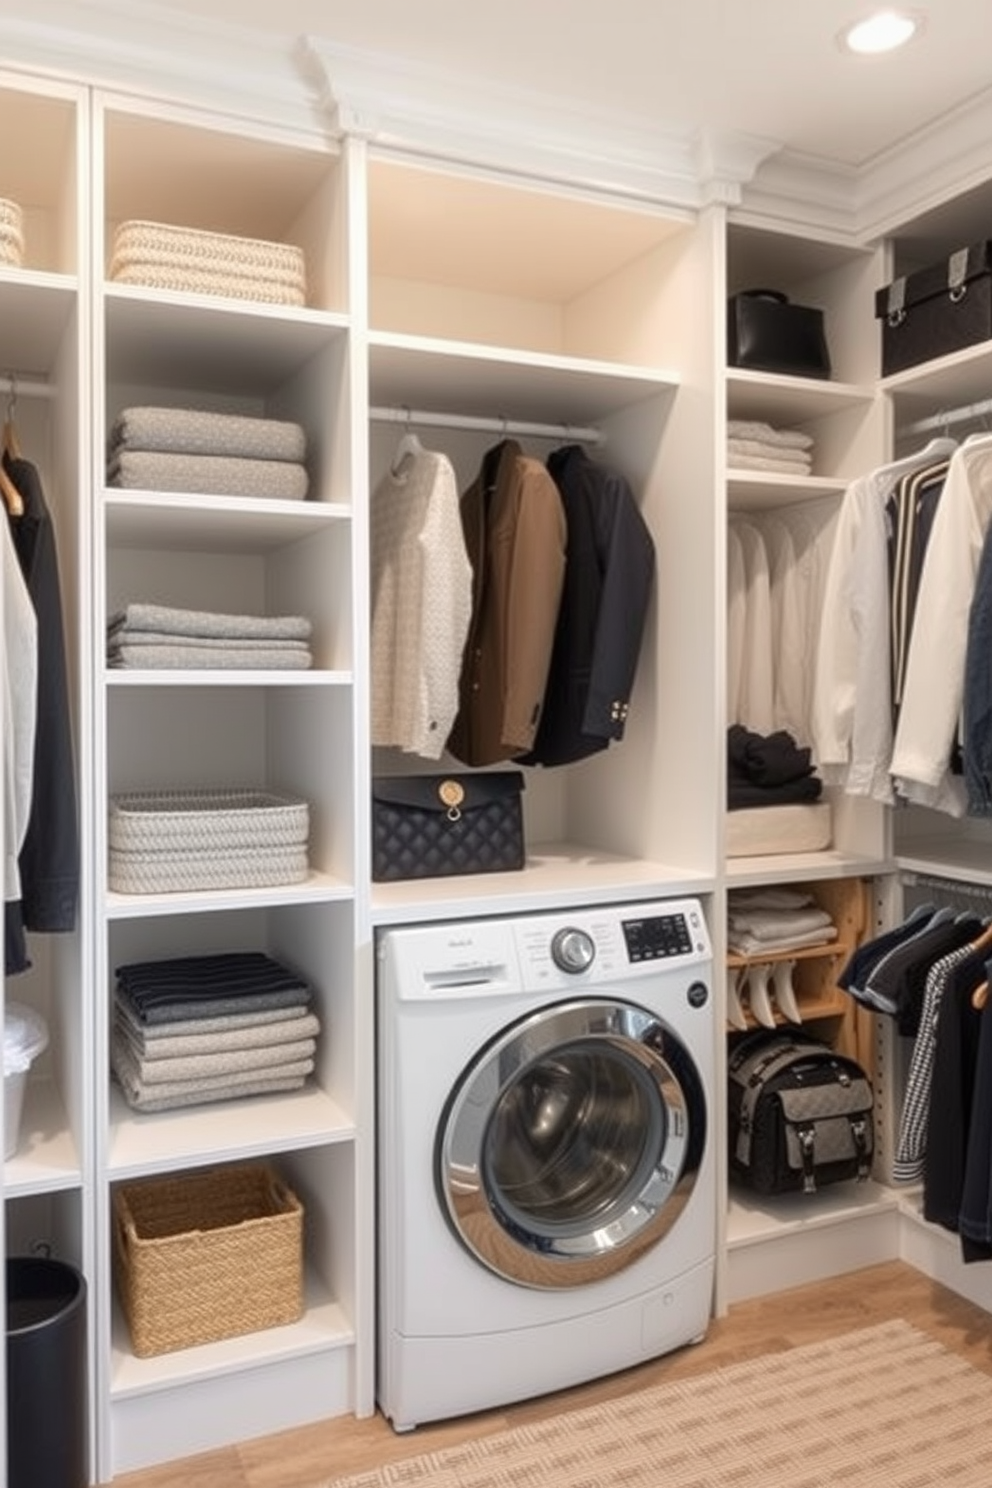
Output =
[{"x1": 6, "y1": 1256, "x2": 88, "y2": 1488}]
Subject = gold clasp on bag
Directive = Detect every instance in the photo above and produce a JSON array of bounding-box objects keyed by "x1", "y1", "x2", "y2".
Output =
[{"x1": 437, "y1": 778, "x2": 465, "y2": 821}]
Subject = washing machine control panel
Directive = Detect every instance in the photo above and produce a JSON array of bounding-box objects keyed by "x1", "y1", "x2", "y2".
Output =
[
  {"x1": 622, "y1": 911, "x2": 695, "y2": 962},
  {"x1": 512, "y1": 899, "x2": 710, "y2": 988}
]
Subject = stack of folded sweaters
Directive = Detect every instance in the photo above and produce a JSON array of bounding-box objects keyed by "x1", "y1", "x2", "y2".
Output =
[
  {"x1": 727, "y1": 886, "x2": 837, "y2": 956},
  {"x1": 107, "y1": 603, "x2": 313, "y2": 670},
  {"x1": 727, "y1": 419, "x2": 814, "y2": 476},
  {"x1": 0, "y1": 197, "x2": 24, "y2": 268},
  {"x1": 107, "y1": 405, "x2": 309, "y2": 501},
  {"x1": 111, "y1": 951, "x2": 321, "y2": 1113},
  {"x1": 109, "y1": 219, "x2": 307, "y2": 306}
]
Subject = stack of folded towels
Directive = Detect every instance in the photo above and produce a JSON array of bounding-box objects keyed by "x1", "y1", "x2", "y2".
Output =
[
  {"x1": 109, "y1": 219, "x2": 307, "y2": 306},
  {"x1": 727, "y1": 419, "x2": 814, "y2": 476},
  {"x1": 107, "y1": 405, "x2": 309, "y2": 501},
  {"x1": 0, "y1": 198, "x2": 24, "y2": 268},
  {"x1": 727, "y1": 886, "x2": 837, "y2": 956},
  {"x1": 107, "y1": 603, "x2": 313, "y2": 670},
  {"x1": 111, "y1": 950, "x2": 321, "y2": 1113}
]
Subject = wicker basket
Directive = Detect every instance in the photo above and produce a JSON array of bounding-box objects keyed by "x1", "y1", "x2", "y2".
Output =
[{"x1": 113, "y1": 1163, "x2": 304, "y2": 1357}]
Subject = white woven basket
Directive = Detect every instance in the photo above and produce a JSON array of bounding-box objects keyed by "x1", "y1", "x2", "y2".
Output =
[
  {"x1": 108, "y1": 790, "x2": 309, "y2": 853},
  {"x1": 108, "y1": 844, "x2": 309, "y2": 895}
]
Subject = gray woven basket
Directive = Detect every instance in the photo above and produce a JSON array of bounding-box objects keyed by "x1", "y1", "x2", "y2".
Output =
[{"x1": 108, "y1": 790, "x2": 309, "y2": 853}]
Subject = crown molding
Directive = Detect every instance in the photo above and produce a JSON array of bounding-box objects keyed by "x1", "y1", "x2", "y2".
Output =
[
  {"x1": 853, "y1": 85, "x2": 992, "y2": 241},
  {"x1": 5, "y1": 0, "x2": 992, "y2": 242}
]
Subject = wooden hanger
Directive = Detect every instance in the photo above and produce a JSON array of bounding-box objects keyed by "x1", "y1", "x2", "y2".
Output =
[
  {"x1": 0, "y1": 460, "x2": 23, "y2": 518},
  {"x1": 968, "y1": 920, "x2": 992, "y2": 1009}
]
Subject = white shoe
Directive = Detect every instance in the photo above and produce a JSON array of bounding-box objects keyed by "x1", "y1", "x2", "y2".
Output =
[
  {"x1": 726, "y1": 966, "x2": 748, "y2": 1030},
  {"x1": 746, "y1": 962, "x2": 777, "y2": 1029},
  {"x1": 772, "y1": 958, "x2": 801, "y2": 1023}
]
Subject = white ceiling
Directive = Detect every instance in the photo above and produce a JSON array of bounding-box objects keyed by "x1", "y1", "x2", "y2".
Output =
[{"x1": 111, "y1": 0, "x2": 992, "y2": 170}]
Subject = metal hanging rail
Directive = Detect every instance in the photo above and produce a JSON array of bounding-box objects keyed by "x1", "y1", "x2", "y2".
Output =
[
  {"x1": 368, "y1": 404, "x2": 605, "y2": 445},
  {"x1": 0, "y1": 373, "x2": 56, "y2": 401},
  {"x1": 903, "y1": 395, "x2": 992, "y2": 438}
]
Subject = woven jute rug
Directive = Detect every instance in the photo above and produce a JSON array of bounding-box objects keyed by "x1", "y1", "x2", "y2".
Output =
[{"x1": 321, "y1": 1320, "x2": 992, "y2": 1487}]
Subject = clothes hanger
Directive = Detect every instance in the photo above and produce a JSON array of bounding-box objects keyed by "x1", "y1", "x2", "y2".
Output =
[
  {"x1": 0, "y1": 379, "x2": 24, "y2": 517},
  {"x1": 390, "y1": 410, "x2": 425, "y2": 478},
  {"x1": 3, "y1": 376, "x2": 22, "y2": 462}
]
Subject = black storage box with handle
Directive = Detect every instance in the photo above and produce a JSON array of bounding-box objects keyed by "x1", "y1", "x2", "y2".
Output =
[
  {"x1": 875, "y1": 241, "x2": 992, "y2": 376},
  {"x1": 727, "y1": 288, "x2": 832, "y2": 379},
  {"x1": 728, "y1": 1030, "x2": 873, "y2": 1195},
  {"x1": 372, "y1": 770, "x2": 525, "y2": 882}
]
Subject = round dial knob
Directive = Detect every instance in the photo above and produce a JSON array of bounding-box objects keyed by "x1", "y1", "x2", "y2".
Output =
[{"x1": 551, "y1": 927, "x2": 596, "y2": 974}]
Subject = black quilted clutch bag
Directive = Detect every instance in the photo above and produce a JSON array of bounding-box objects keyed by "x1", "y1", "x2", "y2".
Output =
[{"x1": 372, "y1": 772, "x2": 525, "y2": 882}]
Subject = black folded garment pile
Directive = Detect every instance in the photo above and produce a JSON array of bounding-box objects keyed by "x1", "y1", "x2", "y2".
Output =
[
  {"x1": 728, "y1": 724, "x2": 823, "y2": 810},
  {"x1": 111, "y1": 950, "x2": 320, "y2": 1113}
]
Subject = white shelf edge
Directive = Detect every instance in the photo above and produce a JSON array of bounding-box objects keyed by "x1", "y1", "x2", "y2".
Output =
[
  {"x1": 103, "y1": 280, "x2": 350, "y2": 332},
  {"x1": 371, "y1": 843, "x2": 714, "y2": 926},
  {"x1": 105, "y1": 871, "x2": 353, "y2": 919},
  {"x1": 109, "y1": 1282, "x2": 353, "y2": 1400},
  {"x1": 725, "y1": 850, "x2": 892, "y2": 887},
  {"x1": 107, "y1": 1083, "x2": 355, "y2": 1178},
  {"x1": 368, "y1": 327, "x2": 680, "y2": 388},
  {"x1": 726, "y1": 1180, "x2": 899, "y2": 1250},
  {"x1": 105, "y1": 669, "x2": 352, "y2": 688}
]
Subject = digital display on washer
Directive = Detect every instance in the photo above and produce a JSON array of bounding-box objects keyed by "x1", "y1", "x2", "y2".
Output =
[{"x1": 622, "y1": 913, "x2": 693, "y2": 962}]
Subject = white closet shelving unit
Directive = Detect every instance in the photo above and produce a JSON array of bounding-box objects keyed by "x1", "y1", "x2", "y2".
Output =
[
  {"x1": 90, "y1": 94, "x2": 368, "y2": 1477},
  {"x1": 0, "y1": 62, "x2": 94, "y2": 1476},
  {"x1": 4, "y1": 37, "x2": 992, "y2": 1485}
]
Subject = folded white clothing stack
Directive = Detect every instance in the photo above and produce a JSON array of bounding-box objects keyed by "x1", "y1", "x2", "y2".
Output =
[
  {"x1": 107, "y1": 405, "x2": 310, "y2": 500},
  {"x1": 111, "y1": 950, "x2": 320, "y2": 1113},
  {"x1": 107, "y1": 602, "x2": 313, "y2": 670},
  {"x1": 727, "y1": 419, "x2": 815, "y2": 477},
  {"x1": 0, "y1": 197, "x2": 24, "y2": 268},
  {"x1": 109, "y1": 219, "x2": 307, "y2": 306},
  {"x1": 727, "y1": 885, "x2": 837, "y2": 954}
]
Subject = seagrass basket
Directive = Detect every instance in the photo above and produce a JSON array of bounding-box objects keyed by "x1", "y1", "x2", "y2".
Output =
[{"x1": 113, "y1": 1162, "x2": 303, "y2": 1357}]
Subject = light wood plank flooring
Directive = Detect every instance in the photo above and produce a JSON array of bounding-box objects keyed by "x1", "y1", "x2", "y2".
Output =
[{"x1": 105, "y1": 1261, "x2": 992, "y2": 1488}]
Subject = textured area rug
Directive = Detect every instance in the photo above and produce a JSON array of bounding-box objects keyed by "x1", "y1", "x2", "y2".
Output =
[{"x1": 322, "y1": 1320, "x2": 992, "y2": 1487}]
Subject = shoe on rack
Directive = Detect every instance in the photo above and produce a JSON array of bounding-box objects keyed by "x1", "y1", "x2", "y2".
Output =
[
  {"x1": 772, "y1": 958, "x2": 802, "y2": 1023},
  {"x1": 726, "y1": 965, "x2": 748, "y2": 1030},
  {"x1": 746, "y1": 961, "x2": 777, "y2": 1029}
]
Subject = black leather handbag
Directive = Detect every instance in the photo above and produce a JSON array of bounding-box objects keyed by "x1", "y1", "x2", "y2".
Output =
[
  {"x1": 728, "y1": 289, "x2": 832, "y2": 379},
  {"x1": 371, "y1": 771, "x2": 526, "y2": 882}
]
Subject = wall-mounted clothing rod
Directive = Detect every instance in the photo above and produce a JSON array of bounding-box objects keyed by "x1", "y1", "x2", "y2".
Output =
[
  {"x1": 369, "y1": 404, "x2": 605, "y2": 445},
  {"x1": 904, "y1": 396, "x2": 992, "y2": 437},
  {"x1": 901, "y1": 869, "x2": 992, "y2": 905},
  {"x1": 0, "y1": 374, "x2": 56, "y2": 401}
]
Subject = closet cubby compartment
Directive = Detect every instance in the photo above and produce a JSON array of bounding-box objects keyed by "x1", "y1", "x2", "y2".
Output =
[
  {"x1": 726, "y1": 877, "x2": 869, "y2": 1029},
  {"x1": 367, "y1": 153, "x2": 723, "y2": 918},
  {"x1": 0, "y1": 72, "x2": 82, "y2": 277},
  {"x1": 99, "y1": 97, "x2": 348, "y2": 314}
]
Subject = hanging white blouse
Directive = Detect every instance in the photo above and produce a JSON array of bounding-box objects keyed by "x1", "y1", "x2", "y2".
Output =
[
  {"x1": 812, "y1": 439, "x2": 957, "y2": 802},
  {"x1": 733, "y1": 519, "x2": 775, "y2": 736},
  {"x1": 726, "y1": 522, "x2": 745, "y2": 725},
  {"x1": 370, "y1": 442, "x2": 473, "y2": 760},
  {"x1": 892, "y1": 435, "x2": 992, "y2": 815},
  {"x1": 2, "y1": 509, "x2": 37, "y2": 901}
]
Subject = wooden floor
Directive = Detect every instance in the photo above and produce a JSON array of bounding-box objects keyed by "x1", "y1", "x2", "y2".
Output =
[{"x1": 105, "y1": 1260, "x2": 992, "y2": 1488}]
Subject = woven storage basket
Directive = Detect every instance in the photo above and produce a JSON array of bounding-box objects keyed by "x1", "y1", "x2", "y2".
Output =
[
  {"x1": 108, "y1": 789, "x2": 309, "y2": 852},
  {"x1": 109, "y1": 219, "x2": 306, "y2": 306},
  {"x1": 113, "y1": 1163, "x2": 304, "y2": 1357}
]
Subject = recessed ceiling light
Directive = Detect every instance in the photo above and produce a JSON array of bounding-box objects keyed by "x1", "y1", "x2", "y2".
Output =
[{"x1": 840, "y1": 10, "x2": 924, "y2": 54}]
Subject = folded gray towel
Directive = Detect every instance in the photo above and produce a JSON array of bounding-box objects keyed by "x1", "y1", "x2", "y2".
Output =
[
  {"x1": 111, "y1": 1026, "x2": 317, "y2": 1084},
  {"x1": 110, "y1": 406, "x2": 307, "y2": 462},
  {"x1": 108, "y1": 643, "x2": 312, "y2": 670},
  {"x1": 114, "y1": 1006, "x2": 320, "y2": 1060},
  {"x1": 107, "y1": 450, "x2": 309, "y2": 501},
  {"x1": 108, "y1": 606, "x2": 312, "y2": 640}
]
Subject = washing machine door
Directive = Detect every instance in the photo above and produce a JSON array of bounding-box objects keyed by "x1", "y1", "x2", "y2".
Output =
[{"x1": 436, "y1": 997, "x2": 707, "y2": 1289}]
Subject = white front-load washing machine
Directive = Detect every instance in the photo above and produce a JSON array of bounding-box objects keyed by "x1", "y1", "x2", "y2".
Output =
[{"x1": 376, "y1": 897, "x2": 716, "y2": 1431}]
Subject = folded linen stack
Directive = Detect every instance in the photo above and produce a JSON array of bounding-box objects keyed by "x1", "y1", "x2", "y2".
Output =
[
  {"x1": 0, "y1": 197, "x2": 24, "y2": 267},
  {"x1": 111, "y1": 950, "x2": 320, "y2": 1113},
  {"x1": 109, "y1": 219, "x2": 307, "y2": 306},
  {"x1": 107, "y1": 789, "x2": 310, "y2": 894},
  {"x1": 107, "y1": 602, "x2": 313, "y2": 670},
  {"x1": 727, "y1": 419, "x2": 814, "y2": 476},
  {"x1": 107, "y1": 405, "x2": 309, "y2": 501},
  {"x1": 727, "y1": 886, "x2": 837, "y2": 956}
]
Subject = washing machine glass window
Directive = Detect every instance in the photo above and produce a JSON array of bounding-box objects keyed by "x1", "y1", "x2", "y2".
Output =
[{"x1": 436, "y1": 997, "x2": 706, "y2": 1289}]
